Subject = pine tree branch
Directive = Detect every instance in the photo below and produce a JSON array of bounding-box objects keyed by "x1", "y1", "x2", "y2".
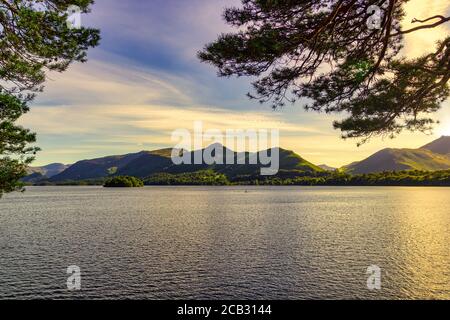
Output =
[{"x1": 392, "y1": 15, "x2": 450, "y2": 36}]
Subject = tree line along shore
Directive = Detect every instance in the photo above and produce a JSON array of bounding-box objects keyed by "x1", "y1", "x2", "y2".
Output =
[{"x1": 28, "y1": 169, "x2": 450, "y2": 187}]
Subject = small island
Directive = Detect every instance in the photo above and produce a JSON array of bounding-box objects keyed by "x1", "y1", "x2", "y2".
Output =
[{"x1": 104, "y1": 176, "x2": 144, "y2": 188}]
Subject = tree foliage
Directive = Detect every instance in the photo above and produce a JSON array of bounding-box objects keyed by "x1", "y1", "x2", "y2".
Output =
[
  {"x1": 145, "y1": 170, "x2": 230, "y2": 186},
  {"x1": 257, "y1": 169, "x2": 450, "y2": 186},
  {"x1": 0, "y1": 0, "x2": 100, "y2": 197},
  {"x1": 104, "y1": 176, "x2": 144, "y2": 188},
  {"x1": 149, "y1": 169, "x2": 450, "y2": 186},
  {"x1": 199, "y1": 0, "x2": 450, "y2": 143},
  {"x1": 25, "y1": 168, "x2": 450, "y2": 187},
  {"x1": 0, "y1": 92, "x2": 37, "y2": 195}
]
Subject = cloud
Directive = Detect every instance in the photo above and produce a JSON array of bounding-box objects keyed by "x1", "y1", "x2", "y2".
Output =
[
  {"x1": 22, "y1": 103, "x2": 321, "y2": 143},
  {"x1": 24, "y1": 0, "x2": 450, "y2": 167},
  {"x1": 35, "y1": 55, "x2": 194, "y2": 107}
]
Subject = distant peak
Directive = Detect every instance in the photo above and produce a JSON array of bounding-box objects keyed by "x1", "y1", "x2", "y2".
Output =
[{"x1": 420, "y1": 136, "x2": 450, "y2": 155}]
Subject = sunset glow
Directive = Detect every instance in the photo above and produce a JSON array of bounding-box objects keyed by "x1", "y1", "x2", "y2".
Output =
[
  {"x1": 15, "y1": 0, "x2": 450, "y2": 168},
  {"x1": 1, "y1": 0, "x2": 449, "y2": 303}
]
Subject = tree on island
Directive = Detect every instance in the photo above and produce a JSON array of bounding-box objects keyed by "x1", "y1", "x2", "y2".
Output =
[
  {"x1": 199, "y1": 0, "x2": 450, "y2": 143},
  {"x1": 104, "y1": 176, "x2": 144, "y2": 188},
  {"x1": 0, "y1": 0, "x2": 100, "y2": 197}
]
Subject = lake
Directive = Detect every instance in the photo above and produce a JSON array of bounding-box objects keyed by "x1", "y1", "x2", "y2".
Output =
[{"x1": 0, "y1": 186, "x2": 448, "y2": 299}]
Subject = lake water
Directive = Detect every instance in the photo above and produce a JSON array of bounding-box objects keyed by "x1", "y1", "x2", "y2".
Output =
[{"x1": 0, "y1": 186, "x2": 448, "y2": 300}]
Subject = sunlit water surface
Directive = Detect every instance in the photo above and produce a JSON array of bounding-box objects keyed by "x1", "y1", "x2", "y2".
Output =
[{"x1": 0, "y1": 186, "x2": 448, "y2": 299}]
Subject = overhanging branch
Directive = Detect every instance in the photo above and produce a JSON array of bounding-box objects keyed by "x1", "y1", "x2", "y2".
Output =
[{"x1": 392, "y1": 15, "x2": 450, "y2": 36}]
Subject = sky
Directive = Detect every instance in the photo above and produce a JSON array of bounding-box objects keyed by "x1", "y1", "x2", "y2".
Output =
[{"x1": 20, "y1": 0, "x2": 450, "y2": 167}]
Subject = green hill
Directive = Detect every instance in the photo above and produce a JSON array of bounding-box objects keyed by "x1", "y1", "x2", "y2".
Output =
[
  {"x1": 49, "y1": 151, "x2": 152, "y2": 181},
  {"x1": 344, "y1": 137, "x2": 450, "y2": 174},
  {"x1": 47, "y1": 145, "x2": 323, "y2": 182},
  {"x1": 116, "y1": 149, "x2": 177, "y2": 177}
]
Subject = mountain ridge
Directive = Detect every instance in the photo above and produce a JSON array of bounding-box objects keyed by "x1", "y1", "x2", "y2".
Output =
[
  {"x1": 26, "y1": 136, "x2": 450, "y2": 182},
  {"x1": 27, "y1": 163, "x2": 71, "y2": 178},
  {"x1": 344, "y1": 136, "x2": 450, "y2": 174},
  {"x1": 47, "y1": 145, "x2": 323, "y2": 182},
  {"x1": 420, "y1": 136, "x2": 450, "y2": 155}
]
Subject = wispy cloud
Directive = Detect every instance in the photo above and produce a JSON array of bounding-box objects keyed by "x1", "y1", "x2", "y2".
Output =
[{"x1": 24, "y1": 0, "x2": 450, "y2": 167}]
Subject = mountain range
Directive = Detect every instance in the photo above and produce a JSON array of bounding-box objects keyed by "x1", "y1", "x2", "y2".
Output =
[
  {"x1": 46, "y1": 145, "x2": 324, "y2": 182},
  {"x1": 25, "y1": 136, "x2": 450, "y2": 183},
  {"x1": 23, "y1": 163, "x2": 71, "y2": 183},
  {"x1": 27, "y1": 163, "x2": 71, "y2": 177}
]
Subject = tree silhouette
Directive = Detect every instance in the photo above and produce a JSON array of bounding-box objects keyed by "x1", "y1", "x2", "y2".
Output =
[
  {"x1": 0, "y1": 0, "x2": 100, "y2": 196},
  {"x1": 199, "y1": 0, "x2": 449, "y2": 143}
]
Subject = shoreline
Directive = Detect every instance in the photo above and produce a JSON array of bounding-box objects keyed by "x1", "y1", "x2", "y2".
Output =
[{"x1": 25, "y1": 184, "x2": 450, "y2": 188}]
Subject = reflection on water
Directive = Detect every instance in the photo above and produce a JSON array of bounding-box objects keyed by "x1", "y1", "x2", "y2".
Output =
[{"x1": 0, "y1": 186, "x2": 448, "y2": 299}]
